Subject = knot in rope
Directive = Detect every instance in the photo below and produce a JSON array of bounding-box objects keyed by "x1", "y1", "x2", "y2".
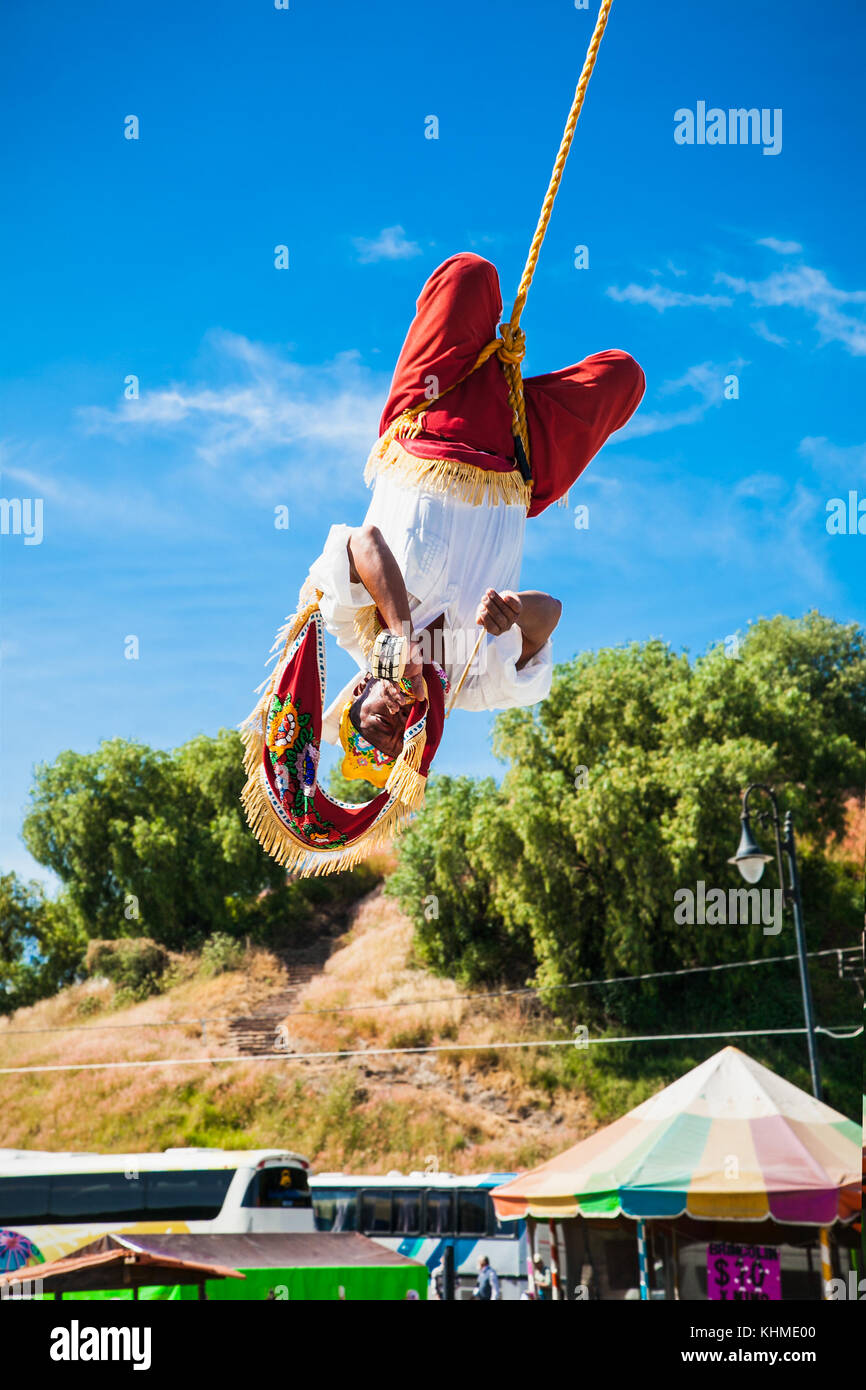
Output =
[{"x1": 495, "y1": 323, "x2": 526, "y2": 366}]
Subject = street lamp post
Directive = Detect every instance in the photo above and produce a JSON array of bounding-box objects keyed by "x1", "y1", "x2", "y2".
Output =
[{"x1": 728, "y1": 783, "x2": 822, "y2": 1101}]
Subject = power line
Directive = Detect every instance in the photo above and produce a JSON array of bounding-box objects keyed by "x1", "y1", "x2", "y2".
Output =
[
  {"x1": 1, "y1": 945, "x2": 859, "y2": 1037},
  {"x1": 0, "y1": 1023, "x2": 860, "y2": 1077}
]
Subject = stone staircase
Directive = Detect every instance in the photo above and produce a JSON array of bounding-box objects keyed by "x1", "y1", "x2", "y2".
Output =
[{"x1": 227, "y1": 964, "x2": 321, "y2": 1056}]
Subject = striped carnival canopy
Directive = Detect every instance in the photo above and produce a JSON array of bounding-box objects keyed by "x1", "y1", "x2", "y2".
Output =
[{"x1": 491, "y1": 1047, "x2": 861, "y2": 1225}]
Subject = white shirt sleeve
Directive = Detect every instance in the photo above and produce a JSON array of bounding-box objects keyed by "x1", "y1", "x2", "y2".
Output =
[
  {"x1": 453, "y1": 625, "x2": 553, "y2": 713},
  {"x1": 306, "y1": 524, "x2": 373, "y2": 663}
]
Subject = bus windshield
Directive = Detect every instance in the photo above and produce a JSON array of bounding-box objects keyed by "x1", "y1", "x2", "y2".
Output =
[{"x1": 0, "y1": 1169, "x2": 236, "y2": 1224}]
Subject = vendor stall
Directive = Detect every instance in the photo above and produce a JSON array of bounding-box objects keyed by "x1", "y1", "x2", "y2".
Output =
[{"x1": 491, "y1": 1047, "x2": 860, "y2": 1300}]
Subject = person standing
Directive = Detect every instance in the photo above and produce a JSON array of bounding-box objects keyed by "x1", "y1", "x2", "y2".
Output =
[{"x1": 473, "y1": 1255, "x2": 501, "y2": 1301}]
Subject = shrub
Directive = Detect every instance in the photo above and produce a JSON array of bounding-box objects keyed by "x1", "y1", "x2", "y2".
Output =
[
  {"x1": 199, "y1": 932, "x2": 245, "y2": 978},
  {"x1": 85, "y1": 938, "x2": 169, "y2": 1001}
]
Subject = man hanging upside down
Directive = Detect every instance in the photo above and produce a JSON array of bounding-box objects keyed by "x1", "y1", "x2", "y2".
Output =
[{"x1": 308, "y1": 252, "x2": 645, "y2": 780}]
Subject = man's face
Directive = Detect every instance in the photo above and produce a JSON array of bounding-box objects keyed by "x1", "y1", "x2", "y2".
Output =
[{"x1": 351, "y1": 677, "x2": 410, "y2": 760}]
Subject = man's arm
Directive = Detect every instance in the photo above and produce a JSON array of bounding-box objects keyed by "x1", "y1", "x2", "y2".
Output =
[
  {"x1": 347, "y1": 524, "x2": 412, "y2": 635},
  {"x1": 346, "y1": 525, "x2": 425, "y2": 697},
  {"x1": 476, "y1": 588, "x2": 562, "y2": 668}
]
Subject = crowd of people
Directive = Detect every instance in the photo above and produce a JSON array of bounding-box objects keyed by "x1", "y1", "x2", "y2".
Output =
[{"x1": 428, "y1": 1252, "x2": 552, "y2": 1301}]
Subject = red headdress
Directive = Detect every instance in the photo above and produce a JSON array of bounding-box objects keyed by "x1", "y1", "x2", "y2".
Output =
[{"x1": 241, "y1": 583, "x2": 445, "y2": 876}]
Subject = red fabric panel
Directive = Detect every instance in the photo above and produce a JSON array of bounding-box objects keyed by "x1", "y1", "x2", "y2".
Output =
[
  {"x1": 264, "y1": 613, "x2": 446, "y2": 849},
  {"x1": 379, "y1": 254, "x2": 645, "y2": 515},
  {"x1": 524, "y1": 349, "x2": 645, "y2": 516},
  {"x1": 380, "y1": 253, "x2": 514, "y2": 458}
]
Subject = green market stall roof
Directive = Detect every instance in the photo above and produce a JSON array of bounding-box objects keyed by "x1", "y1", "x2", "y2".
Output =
[
  {"x1": 491, "y1": 1047, "x2": 860, "y2": 1225},
  {"x1": 23, "y1": 1231, "x2": 429, "y2": 1301}
]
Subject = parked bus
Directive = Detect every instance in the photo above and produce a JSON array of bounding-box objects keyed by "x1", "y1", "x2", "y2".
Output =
[
  {"x1": 0, "y1": 1147, "x2": 314, "y2": 1266},
  {"x1": 310, "y1": 1171, "x2": 528, "y2": 1299}
]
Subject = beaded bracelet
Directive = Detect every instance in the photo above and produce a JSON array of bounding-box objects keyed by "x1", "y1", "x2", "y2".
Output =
[{"x1": 371, "y1": 630, "x2": 408, "y2": 682}]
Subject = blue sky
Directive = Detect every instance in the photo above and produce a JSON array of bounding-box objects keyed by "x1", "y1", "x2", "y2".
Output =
[{"x1": 1, "y1": 0, "x2": 864, "y2": 885}]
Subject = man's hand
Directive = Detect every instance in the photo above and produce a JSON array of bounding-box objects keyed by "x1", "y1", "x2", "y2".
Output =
[
  {"x1": 381, "y1": 635, "x2": 426, "y2": 706},
  {"x1": 476, "y1": 588, "x2": 522, "y2": 636}
]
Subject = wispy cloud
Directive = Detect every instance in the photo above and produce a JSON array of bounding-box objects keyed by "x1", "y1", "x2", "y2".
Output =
[
  {"x1": 81, "y1": 331, "x2": 387, "y2": 499},
  {"x1": 353, "y1": 224, "x2": 422, "y2": 264},
  {"x1": 609, "y1": 238, "x2": 866, "y2": 357},
  {"x1": 798, "y1": 435, "x2": 866, "y2": 482},
  {"x1": 615, "y1": 360, "x2": 743, "y2": 442},
  {"x1": 734, "y1": 472, "x2": 787, "y2": 502},
  {"x1": 751, "y1": 320, "x2": 789, "y2": 347},
  {"x1": 529, "y1": 457, "x2": 832, "y2": 599},
  {"x1": 715, "y1": 266, "x2": 866, "y2": 355},
  {"x1": 757, "y1": 237, "x2": 803, "y2": 255},
  {"x1": 606, "y1": 283, "x2": 732, "y2": 312},
  {"x1": 0, "y1": 444, "x2": 190, "y2": 537}
]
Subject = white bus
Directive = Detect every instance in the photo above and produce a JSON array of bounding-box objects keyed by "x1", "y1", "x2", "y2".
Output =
[
  {"x1": 0, "y1": 1147, "x2": 314, "y2": 1267},
  {"x1": 310, "y1": 1171, "x2": 528, "y2": 1299}
]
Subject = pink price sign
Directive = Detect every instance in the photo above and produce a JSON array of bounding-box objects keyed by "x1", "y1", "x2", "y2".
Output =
[{"x1": 707, "y1": 1242, "x2": 781, "y2": 1301}]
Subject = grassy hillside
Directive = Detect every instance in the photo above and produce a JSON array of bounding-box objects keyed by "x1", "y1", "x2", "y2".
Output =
[{"x1": 1, "y1": 886, "x2": 860, "y2": 1169}]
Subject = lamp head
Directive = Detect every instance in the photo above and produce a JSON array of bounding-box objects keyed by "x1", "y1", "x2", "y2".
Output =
[{"x1": 728, "y1": 815, "x2": 773, "y2": 884}]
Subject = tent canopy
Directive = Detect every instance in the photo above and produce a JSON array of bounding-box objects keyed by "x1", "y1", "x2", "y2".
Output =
[
  {"x1": 0, "y1": 1240, "x2": 244, "y2": 1295},
  {"x1": 491, "y1": 1047, "x2": 860, "y2": 1225},
  {"x1": 72, "y1": 1230, "x2": 423, "y2": 1269}
]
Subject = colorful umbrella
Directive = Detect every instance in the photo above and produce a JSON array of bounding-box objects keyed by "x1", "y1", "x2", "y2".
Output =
[
  {"x1": 0, "y1": 1229, "x2": 44, "y2": 1272},
  {"x1": 491, "y1": 1047, "x2": 861, "y2": 1225}
]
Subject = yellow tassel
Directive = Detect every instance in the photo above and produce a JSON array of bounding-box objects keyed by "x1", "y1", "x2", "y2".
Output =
[
  {"x1": 385, "y1": 762, "x2": 426, "y2": 810},
  {"x1": 240, "y1": 579, "x2": 426, "y2": 877},
  {"x1": 364, "y1": 435, "x2": 532, "y2": 510},
  {"x1": 395, "y1": 411, "x2": 425, "y2": 440},
  {"x1": 385, "y1": 722, "x2": 427, "y2": 809},
  {"x1": 353, "y1": 604, "x2": 381, "y2": 663},
  {"x1": 241, "y1": 763, "x2": 417, "y2": 878}
]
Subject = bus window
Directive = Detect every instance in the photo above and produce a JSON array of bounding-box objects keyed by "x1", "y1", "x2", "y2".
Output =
[
  {"x1": 393, "y1": 1189, "x2": 421, "y2": 1235},
  {"x1": 50, "y1": 1172, "x2": 145, "y2": 1222},
  {"x1": 242, "y1": 1167, "x2": 311, "y2": 1209},
  {"x1": 360, "y1": 1190, "x2": 393, "y2": 1235},
  {"x1": 145, "y1": 1169, "x2": 235, "y2": 1221},
  {"x1": 425, "y1": 1189, "x2": 453, "y2": 1236},
  {"x1": 0, "y1": 1176, "x2": 51, "y2": 1224},
  {"x1": 457, "y1": 1189, "x2": 489, "y2": 1236},
  {"x1": 314, "y1": 1189, "x2": 357, "y2": 1232}
]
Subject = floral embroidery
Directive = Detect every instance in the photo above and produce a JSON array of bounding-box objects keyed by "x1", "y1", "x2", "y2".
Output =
[
  {"x1": 267, "y1": 695, "x2": 300, "y2": 754},
  {"x1": 293, "y1": 742, "x2": 319, "y2": 797},
  {"x1": 266, "y1": 692, "x2": 345, "y2": 848}
]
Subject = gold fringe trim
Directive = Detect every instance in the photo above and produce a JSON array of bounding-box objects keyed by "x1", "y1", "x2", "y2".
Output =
[
  {"x1": 240, "y1": 583, "x2": 323, "y2": 797},
  {"x1": 240, "y1": 580, "x2": 427, "y2": 877},
  {"x1": 364, "y1": 435, "x2": 532, "y2": 510},
  {"x1": 241, "y1": 764, "x2": 415, "y2": 877},
  {"x1": 385, "y1": 720, "x2": 427, "y2": 810},
  {"x1": 353, "y1": 603, "x2": 381, "y2": 664},
  {"x1": 392, "y1": 409, "x2": 426, "y2": 440}
]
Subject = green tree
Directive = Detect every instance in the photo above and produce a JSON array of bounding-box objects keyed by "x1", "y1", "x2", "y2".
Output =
[
  {"x1": 23, "y1": 730, "x2": 297, "y2": 950},
  {"x1": 0, "y1": 873, "x2": 86, "y2": 1013},
  {"x1": 388, "y1": 613, "x2": 864, "y2": 1113}
]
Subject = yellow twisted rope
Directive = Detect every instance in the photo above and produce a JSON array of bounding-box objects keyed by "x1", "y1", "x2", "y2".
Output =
[
  {"x1": 382, "y1": 0, "x2": 615, "y2": 476},
  {"x1": 499, "y1": 0, "x2": 614, "y2": 464}
]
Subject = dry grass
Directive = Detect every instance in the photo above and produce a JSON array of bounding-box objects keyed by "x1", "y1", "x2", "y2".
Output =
[
  {"x1": 0, "y1": 890, "x2": 607, "y2": 1172},
  {"x1": 285, "y1": 891, "x2": 464, "y2": 1053}
]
